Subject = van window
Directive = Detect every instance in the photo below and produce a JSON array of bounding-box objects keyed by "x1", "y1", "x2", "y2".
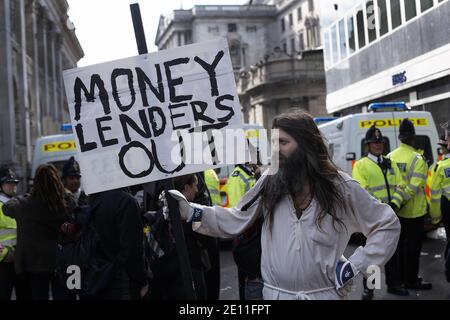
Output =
[
  {"x1": 360, "y1": 137, "x2": 391, "y2": 157},
  {"x1": 414, "y1": 135, "x2": 433, "y2": 166}
]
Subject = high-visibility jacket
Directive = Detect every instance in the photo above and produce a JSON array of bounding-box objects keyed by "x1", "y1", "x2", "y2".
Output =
[
  {"x1": 425, "y1": 162, "x2": 439, "y2": 204},
  {"x1": 226, "y1": 165, "x2": 256, "y2": 208},
  {"x1": 0, "y1": 193, "x2": 17, "y2": 262},
  {"x1": 388, "y1": 143, "x2": 428, "y2": 219},
  {"x1": 429, "y1": 155, "x2": 450, "y2": 222},
  {"x1": 204, "y1": 169, "x2": 222, "y2": 206},
  {"x1": 352, "y1": 155, "x2": 406, "y2": 208}
]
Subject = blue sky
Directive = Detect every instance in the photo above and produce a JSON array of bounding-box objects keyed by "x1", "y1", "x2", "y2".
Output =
[{"x1": 67, "y1": 0, "x2": 246, "y2": 67}]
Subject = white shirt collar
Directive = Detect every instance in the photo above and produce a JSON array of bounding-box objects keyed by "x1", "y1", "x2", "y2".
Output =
[{"x1": 367, "y1": 153, "x2": 381, "y2": 163}]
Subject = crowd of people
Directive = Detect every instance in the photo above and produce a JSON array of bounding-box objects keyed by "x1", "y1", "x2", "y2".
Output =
[{"x1": 0, "y1": 110, "x2": 448, "y2": 300}]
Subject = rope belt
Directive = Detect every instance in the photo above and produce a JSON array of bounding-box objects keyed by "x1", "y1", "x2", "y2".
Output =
[{"x1": 263, "y1": 282, "x2": 336, "y2": 300}]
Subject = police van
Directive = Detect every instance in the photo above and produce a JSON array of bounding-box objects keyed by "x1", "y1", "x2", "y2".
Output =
[
  {"x1": 318, "y1": 103, "x2": 440, "y2": 175},
  {"x1": 31, "y1": 125, "x2": 77, "y2": 179}
]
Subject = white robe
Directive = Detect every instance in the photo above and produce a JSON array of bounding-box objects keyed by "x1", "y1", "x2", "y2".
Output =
[{"x1": 193, "y1": 171, "x2": 401, "y2": 300}]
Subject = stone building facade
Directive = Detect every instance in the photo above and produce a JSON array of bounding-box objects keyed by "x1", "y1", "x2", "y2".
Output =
[
  {"x1": 155, "y1": 0, "x2": 328, "y2": 130},
  {"x1": 0, "y1": 0, "x2": 83, "y2": 188}
]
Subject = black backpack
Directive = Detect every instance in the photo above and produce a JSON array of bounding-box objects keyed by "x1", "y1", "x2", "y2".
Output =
[{"x1": 55, "y1": 204, "x2": 114, "y2": 298}]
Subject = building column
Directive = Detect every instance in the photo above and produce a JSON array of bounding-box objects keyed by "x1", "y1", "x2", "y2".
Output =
[
  {"x1": 19, "y1": 0, "x2": 32, "y2": 169},
  {"x1": 0, "y1": 0, "x2": 16, "y2": 166},
  {"x1": 37, "y1": 6, "x2": 49, "y2": 134},
  {"x1": 29, "y1": 0, "x2": 41, "y2": 137}
]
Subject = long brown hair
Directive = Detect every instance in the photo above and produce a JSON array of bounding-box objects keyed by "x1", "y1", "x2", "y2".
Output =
[
  {"x1": 261, "y1": 110, "x2": 347, "y2": 231},
  {"x1": 32, "y1": 164, "x2": 68, "y2": 214}
]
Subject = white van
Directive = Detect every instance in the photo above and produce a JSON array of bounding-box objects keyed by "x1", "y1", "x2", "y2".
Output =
[
  {"x1": 318, "y1": 103, "x2": 440, "y2": 175},
  {"x1": 31, "y1": 133, "x2": 77, "y2": 179}
]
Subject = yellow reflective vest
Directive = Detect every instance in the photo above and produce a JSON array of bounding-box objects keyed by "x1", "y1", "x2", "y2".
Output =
[
  {"x1": 352, "y1": 155, "x2": 406, "y2": 208},
  {"x1": 388, "y1": 143, "x2": 428, "y2": 219},
  {"x1": 0, "y1": 194, "x2": 17, "y2": 262},
  {"x1": 429, "y1": 156, "x2": 450, "y2": 222},
  {"x1": 204, "y1": 169, "x2": 222, "y2": 206},
  {"x1": 226, "y1": 165, "x2": 256, "y2": 208}
]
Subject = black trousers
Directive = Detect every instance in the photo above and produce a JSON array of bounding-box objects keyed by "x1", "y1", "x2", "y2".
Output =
[
  {"x1": 15, "y1": 272, "x2": 53, "y2": 300},
  {"x1": 385, "y1": 242, "x2": 402, "y2": 287},
  {"x1": 398, "y1": 216, "x2": 425, "y2": 285},
  {"x1": 202, "y1": 237, "x2": 221, "y2": 300},
  {"x1": 0, "y1": 262, "x2": 28, "y2": 300},
  {"x1": 441, "y1": 197, "x2": 450, "y2": 241}
]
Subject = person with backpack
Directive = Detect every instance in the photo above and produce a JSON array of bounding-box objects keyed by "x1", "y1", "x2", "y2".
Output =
[
  {"x1": 2, "y1": 164, "x2": 74, "y2": 300},
  {"x1": 87, "y1": 188, "x2": 148, "y2": 300},
  {"x1": 164, "y1": 110, "x2": 401, "y2": 300}
]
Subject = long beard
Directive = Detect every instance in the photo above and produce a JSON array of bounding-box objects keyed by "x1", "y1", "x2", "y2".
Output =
[{"x1": 266, "y1": 150, "x2": 307, "y2": 197}]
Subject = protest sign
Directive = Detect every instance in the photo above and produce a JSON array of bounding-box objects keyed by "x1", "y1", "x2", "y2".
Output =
[{"x1": 63, "y1": 38, "x2": 248, "y2": 194}]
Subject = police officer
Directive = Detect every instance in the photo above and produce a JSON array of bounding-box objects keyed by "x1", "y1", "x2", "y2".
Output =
[
  {"x1": 388, "y1": 119, "x2": 432, "y2": 290},
  {"x1": 61, "y1": 157, "x2": 88, "y2": 206},
  {"x1": 353, "y1": 126, "x2": 407, "y2": 299},
  {"x1": 226, "y1": 164, "x2": 256, "y2": 208},
  {"x1": 0, "y1": 165, "x2": 22, "y2": 300},
  {"x1": 204, "y1": 169, "x2": 221, "y2": 206},
  {"x1": 429, "y1": 134, "x2": 450, "y2": 239}
]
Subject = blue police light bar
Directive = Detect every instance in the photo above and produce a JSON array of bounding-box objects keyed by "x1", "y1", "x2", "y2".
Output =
[
  {"x1": 314, "y1": 117, "x2": 338, "y2": 125},
  {"x1": 61, "y1": 123, "x2": 72, "y2": 132},
  {"x1": 368, "y1": 102, "x2": 409, "y2": 112}
]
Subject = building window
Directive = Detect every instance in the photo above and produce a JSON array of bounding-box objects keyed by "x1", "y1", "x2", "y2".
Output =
[
  {"x1": 378, "y1": 0, "x2": 389, "y2": 36},
  {"x1": 208, "y1": 26, "x2": 219, "y2": 34},
  {"x1": 299, "y1": 32, "x2": 305, "y2": 51},
  {"x1": 308, "y1": 0, "x2": 314, "y2": 12},
  {"x1": 228, "y1": 23, "x2": 237, "y2": 32},
  {"x1": 281, "y1": 18, "x2": 285, "y2": 32},
  {"x1": 366, "y1": 0, "x2": 376, "y2": 43},
  {"x1": 290, "y1": 37, "x2": 296, "y2": 53},
  {"x1": 323, "y1": 30, "x2": 331, "y2": 67},
  {"x1": 289, "y1": 13, "x2": 293, "y2": 27},
  {"x1": 297, "y1": 7, "x2": 302, "y2": 21},
  {"x1": 405, "y1": 0, "x2": 418, "y2": 21},
  {"x1": 390, "y1": 0, "x2": 402, "y2": 30},
  {"x1": 246, "y1": 25, "x2": 257, "y2": 32},
  {"x1": 420, "y1": 0, "x2": 434, "y2": 12},
  {"x1": 282, "y1": 42, "x2": 287, "y2": 52},
  {"x1": 338, "y1": 19, "x2": 348, "y2": 59},
  {"x1": 347, "y1": 15, "x2": 356, "y2": 54},
  {"x1": 356, "y1": 6, "x2": 366, "y2": 49},
  {"x1": 331, "y1": 24, "x2": 339, "y2": 63},
  {"x1": 229, "y1": 41, "x2": 241, "y2": 67},
  {"x1": 242, "y1": 47, "x2": 247, "y2": 67}
]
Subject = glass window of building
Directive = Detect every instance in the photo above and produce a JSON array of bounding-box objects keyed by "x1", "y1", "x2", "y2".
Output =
[
  {"x1": 378, "y1": 0, "x2": 389, "y2": 36},
  {"x1": 420, "y1": 0, "x2": 434, "y2": 12},
  {"x1": 356, "y1": 6, "x2": 366, "y2": 49},
  {"x1": 308, "y1": 0, "x2": 314, "y2": 12},
  {"x1": 281, "y1": 18, "x2": 285, "y2": 32},
  {"x1": 290, "y1": 37, "x2": 296, "y2": 53},
  {"x1": 282, "y1": 42, "x2": 287, "y2": 52},
  {"x1": 297, "y1": 7, "x2": 302, "y2": 21},
  {"x1": 347, "y1": 15, "x2": 356, "y2": 54},
  {"x1": 338, "y1": 19, "x2": 348, "y2": 59},
  {"x1": 405, "y1": 0, "x2": 417, "y2": 21},
  {"x1": 323, "y1": 30, "x2": 331, "y2": 67},
  {"x1": 331, "y1": 24, "x2": 339, "y2": 64},
  {"x1": 289, "y1": 13, "x2": 293, "y2": 26},
  {"x1": 299, "y1": 32, "x2": 305, "y2": 51},
  {"x1": 390, "y1": 0, "x2": 402, "y2": 30},
  {"x1": 366, "y1": 0, "x2": 377, "y2": 43},
  {"x1": 228, "y1": 23, "x2": 237, "y2": 32}
]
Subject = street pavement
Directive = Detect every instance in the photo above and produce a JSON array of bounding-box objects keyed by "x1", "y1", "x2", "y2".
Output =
[{"x1": 219, "y1": 231, "x2": 450, "y2": 300}]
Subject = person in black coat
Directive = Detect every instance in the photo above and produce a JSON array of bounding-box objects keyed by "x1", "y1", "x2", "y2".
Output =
[
  {"x1": 3, "y1": 164, "x2": 73, "y2": 300},
  {"x1": 88, "y1": 188, "x2": 148, "y2": 300}
]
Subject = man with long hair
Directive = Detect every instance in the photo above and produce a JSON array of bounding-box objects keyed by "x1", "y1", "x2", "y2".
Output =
[
  {"x1": 166, "y1": 110, "x2": 401, "y2": 300},
  {"x1": 3, "y1": 164, "x2": 72, "y2": 300}
]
